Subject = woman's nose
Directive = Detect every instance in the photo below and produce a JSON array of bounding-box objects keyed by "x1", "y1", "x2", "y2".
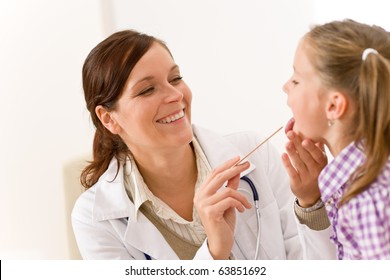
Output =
[{"x1": 164, "y1": 85, "x2": 184, "y2": 103}]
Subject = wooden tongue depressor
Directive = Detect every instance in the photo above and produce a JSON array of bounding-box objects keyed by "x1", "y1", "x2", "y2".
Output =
[{"x1": 233, "y1": 126, "x2": 283, "y2": 167}]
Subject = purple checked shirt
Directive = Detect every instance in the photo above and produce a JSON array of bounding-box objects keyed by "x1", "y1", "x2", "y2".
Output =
[{"x1": 319, "y1": 142, "x2": 390, "y2": 259}]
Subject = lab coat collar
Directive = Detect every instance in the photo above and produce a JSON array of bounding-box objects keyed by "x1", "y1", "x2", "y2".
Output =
[
  {"x1": 92, "y1": 158, "x2": 133, "y2": 222},
  {"x1": 192, "y1": 125, "x2": 256, "y2": 177}
]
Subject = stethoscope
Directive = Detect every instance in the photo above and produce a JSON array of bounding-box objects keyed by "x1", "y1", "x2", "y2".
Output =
[
  {"x1": 143, "y1": 175, "x2": 260, "y2": 260},
  {"x1": 238, "y1": 176, "x2": 261, "y2": 260}
]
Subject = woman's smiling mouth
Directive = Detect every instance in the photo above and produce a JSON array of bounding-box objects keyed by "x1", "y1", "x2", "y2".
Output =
[{"x1": 157, "y1": 109, "x2": 185, "y2": 124}]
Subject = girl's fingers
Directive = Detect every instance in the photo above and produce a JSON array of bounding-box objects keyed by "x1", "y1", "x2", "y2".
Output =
[
  {"x1": 302, "y1": 140, "x2": 327, "y2": 165},
  {"x1": 285, "y1": 140, "x2": 309, "y2": 177},
  {"x1": 286, "y1": 131, "x2": 316, "y2": 167},
  {"x1": 281, "y1": 153, "x2": 302, "y2": 185}
]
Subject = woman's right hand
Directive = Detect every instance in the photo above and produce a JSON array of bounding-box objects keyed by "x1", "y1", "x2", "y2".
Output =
[{"x1": 194, "y1": 156, "x2": 251, "y2": 259}]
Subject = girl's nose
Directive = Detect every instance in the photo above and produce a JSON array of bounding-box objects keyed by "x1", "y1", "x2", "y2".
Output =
[{"x1": 282, "y1": 80, "x2": 289, "y2": 94}]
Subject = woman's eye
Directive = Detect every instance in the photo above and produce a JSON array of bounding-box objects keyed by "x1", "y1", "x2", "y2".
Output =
[
  {"x1": 292, "y1": 80, "x2": 299, "y2": 85},
  {"x1": 138, "y1": 87, "x2": 154, "y2": 96},
  {"x1": 170, "y1": 76, "x2": 183, "y2": 84}
]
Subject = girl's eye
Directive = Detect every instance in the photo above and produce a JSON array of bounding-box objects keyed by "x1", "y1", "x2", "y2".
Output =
[
  {"x1": 292, "y1": 80, "x2": 299, "y2": 85},
  {"x1": 170, "y1": 76, "x2": 183, "y2": 84}
]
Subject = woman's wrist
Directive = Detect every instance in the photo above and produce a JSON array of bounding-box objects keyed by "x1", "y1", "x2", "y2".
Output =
[{"x1": 207, "y1": 240, "x2": 231, "y2": 260}]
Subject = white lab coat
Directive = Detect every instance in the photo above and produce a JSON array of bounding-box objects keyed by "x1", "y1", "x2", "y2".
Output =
[{"x1": 72, "y1": 125, "x2": 336, "y2": 260}]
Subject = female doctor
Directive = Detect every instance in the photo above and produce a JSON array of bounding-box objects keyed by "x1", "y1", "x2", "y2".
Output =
[{"x1": 72, "y1": 29, "x2": 336, "y2": 260}]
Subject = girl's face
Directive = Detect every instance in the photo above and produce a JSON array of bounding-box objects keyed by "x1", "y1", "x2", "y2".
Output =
[
  {"x1": 283, "y1": 40, "x2": 328, "y2": 141},
  {"x1": 109, "y1": 42, "x2": 193, "y2": 154}
]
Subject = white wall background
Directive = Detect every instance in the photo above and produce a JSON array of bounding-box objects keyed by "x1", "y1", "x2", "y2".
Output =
[
  {"x1": 107, "y1": 0, "x2": 315, "y2": 151},
  {"x1": 1, "y1": 0, "x2": 388, "y2": 259}
]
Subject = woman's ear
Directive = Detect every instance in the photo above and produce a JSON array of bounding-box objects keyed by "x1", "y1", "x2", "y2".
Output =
[
  {"x1": 95, "y1": 105, "x2": 120, "y2": 134},
  {"x1": 325, "y1": 91, "x2": 348, "y2": 121}
]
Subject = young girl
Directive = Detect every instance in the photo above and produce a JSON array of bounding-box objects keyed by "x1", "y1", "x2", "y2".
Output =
[{"x1": 282, "y1": 19, "x2": 390, "y2": 259}]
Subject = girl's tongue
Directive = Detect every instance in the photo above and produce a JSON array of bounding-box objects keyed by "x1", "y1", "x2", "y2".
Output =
[{"x1": 285, "y1": 118, "x2": 295, "y2": 134}]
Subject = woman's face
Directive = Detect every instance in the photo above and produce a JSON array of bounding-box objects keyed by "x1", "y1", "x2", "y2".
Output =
[
  {"x1": 282, "y1": 40, "x2": 328, "y2": 141},
  {"x1": 110, "y1": 42, "x2": 193, "y2": 154}
]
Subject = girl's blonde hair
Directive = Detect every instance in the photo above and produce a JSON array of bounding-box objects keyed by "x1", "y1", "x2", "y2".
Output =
[{"x1": 304, "y1": 19, "x2": 390, "y2": 206}]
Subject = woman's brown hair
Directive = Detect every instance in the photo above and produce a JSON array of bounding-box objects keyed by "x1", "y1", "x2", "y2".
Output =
[
  {"x1": 80, "y1": 30, "x2": 169, "y2": 189},
  {"x1": 304, "y1": 19, "x2": 390, "y2": 205}
]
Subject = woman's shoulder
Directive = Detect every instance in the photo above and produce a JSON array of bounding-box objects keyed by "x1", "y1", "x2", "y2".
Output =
[{"x1": 72, "y1": 184, "x2": 98, "y2": 221}]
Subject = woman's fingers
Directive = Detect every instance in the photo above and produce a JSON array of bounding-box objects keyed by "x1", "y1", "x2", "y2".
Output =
[
  {"x1": 209, "y1": 197, "x2": 248, "y2": 217},
  {"x1": 226, "y1": 171, "x2": 241, "y2": 190},
  {"x1": 205, "y1": 183, "x2": 252, "y2": 211},
  {"x1": 201, "y1": 156, "x2": 239, "y2": 187},
  {"x1": 203, "y1": 159, "x2": 250, "y2": 195},
  {"x1": 195, "y1": 167, "x2": 252, "y2": 214},
  {"x1": 194, "y1": 157, "x2": 252, "y2": 259}
]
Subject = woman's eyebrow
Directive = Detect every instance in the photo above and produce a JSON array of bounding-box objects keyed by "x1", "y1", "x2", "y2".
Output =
[
  {"x1": 131, "y1": 64, "x2": 180, "y2": 89},
  {"x1": 133, "y1": 76, "x2": 153, "y2": 87}
]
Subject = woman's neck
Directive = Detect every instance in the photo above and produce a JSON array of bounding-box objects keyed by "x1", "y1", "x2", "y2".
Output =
[{"x1": 131, "y1": 143, "x2": 198, "y2": 220}]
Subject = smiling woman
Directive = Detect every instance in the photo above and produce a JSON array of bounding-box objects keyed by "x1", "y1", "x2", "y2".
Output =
[
  {"x1": 71, "y1": 29, "x2": 336, "y2": 260},
  {"x1": 95, "y1": 42, "x2": 193, "y2": 159}
]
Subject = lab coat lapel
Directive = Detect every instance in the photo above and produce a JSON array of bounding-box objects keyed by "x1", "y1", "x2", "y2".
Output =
[
  {"x1": 93, "y1": 158, "x2": 178, "y2": 259},
  {"x1": 92, "y1": 159, "x2": 131, "y2": 221},
  {"x1": 124, "y1": 210, "x2": 179, "y2": 260},
  {"x1": 193, "y1": 125, "x2": 255, "y2": 176}
]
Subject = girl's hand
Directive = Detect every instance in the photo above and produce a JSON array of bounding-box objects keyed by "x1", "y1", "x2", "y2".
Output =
[
  {"x1": 194, "y1": 156, "x2": 251, "y2": 259},
  {"x1": 281, "y1": 131, "x2": 327, "y2": 207}
]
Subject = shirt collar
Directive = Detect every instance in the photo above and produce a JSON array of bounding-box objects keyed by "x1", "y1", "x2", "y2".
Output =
[
  {"x1": 123, "y1": 156, "x2": 148, "y2": 218},
  {"x1": 319, "y1": 142, "x2": 365, "y2": 203}
]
